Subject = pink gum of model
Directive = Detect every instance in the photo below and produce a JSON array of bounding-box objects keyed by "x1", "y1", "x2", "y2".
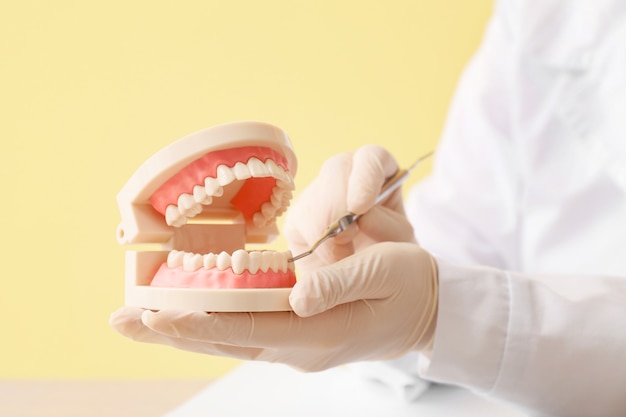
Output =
[{"x1": 116, "y1": 121, "x2": 298, "y2": 312}]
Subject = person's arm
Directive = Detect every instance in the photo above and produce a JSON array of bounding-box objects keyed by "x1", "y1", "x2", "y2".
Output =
[
  {"x1": 421, "y1": 261, "x2": 626, "y2": 417},
  {"x1": 407, "y1": 1, "x2": 626, "y2": 415}
]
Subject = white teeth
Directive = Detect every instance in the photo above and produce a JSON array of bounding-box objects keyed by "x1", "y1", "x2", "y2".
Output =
[
  {"x1": 276, "y1": 178, "x2": 295, "y2": 190},
  {"x1": 261, "y1": 202, "x2": 276, "y2": 218},
  {"x1": 248, "y1": 251, "x2": 261, "y2": 274},
  {"x1": 233, "y1": 162, "x2": 251, "y2": 180},
  {"x1": 253, "y1": 212, "x2": 267, "y2": 227},
  {"x1": 163, "y1": 157, "x2": 294, "y2": 229},
  {"x1": 280, "y1": 251, "x2": 290, "y2": 273},
  {"x1": 217, "y1": 165, "x2": 236, "y2": 186},
  {"x1": 204, "y1": 177, "x2": 224, "y2": 197},
  {"x1": 216, "y1": 251, "x2": 231, "y2": 270},
  {"x1": 166, "y1": 249, "x2": 293, "y2": 274},
  {"x1": 165, "y1": 205, "x2": 187, "y2": 227},
  {"x1": 260, "y1": 251, "x2": 273, "y2": 273},
  {"x1": 203, "y1": 253, "x2": 217, "y2": 269},
  {"x1": 231, "y1": 249, "x2": 248, "y2": 274},
  {"x1": 287, "y1": 251, "x2": 296, "y2": 272},
  {"x1": 167, "y1": 250, "x2": 185, "y2": 268},
  {"x1": 270, "y1": 194, "x2": 281, "y2": 208},
  {"x1": 183, "y1": 252, "x2": 203, "y2": 271},
  {"x1": 178, "y1": 193, "x2": 202, "y2": 217},
  {"x1": 193, "y1": 185, "x2": 212, "y2": 205},
  {"x1": 247, "y1": 157, "x2": 270, "y2": 177},
  {"x1": 265, "y1": 159, "x2": 286, "y2": 181}
]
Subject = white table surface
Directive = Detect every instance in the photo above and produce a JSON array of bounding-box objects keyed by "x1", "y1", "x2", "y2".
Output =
[{"x1": 166, "y1": 362, "x2": 528, "y2": 417}]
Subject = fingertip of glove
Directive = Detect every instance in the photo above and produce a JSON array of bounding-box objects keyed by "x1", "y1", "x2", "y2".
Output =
[
  {"x1": 140, "y1": 310, "x2": 181, "y2": 337},
  {"x1": 289, "y1": 295, "x2": 317, "y2": 317},
  {"x1": 109, "y1": 306, "x2": 140, "y2": 329},
  {"x1": 289, "y1": 274, "x2": 326, "y2": 317}
]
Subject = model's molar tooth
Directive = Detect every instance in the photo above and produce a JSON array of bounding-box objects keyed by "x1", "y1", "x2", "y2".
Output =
[
  {"x1": 280, "y1": 251, "x2": 290, "y2": 273},
  {"x1": 248, "y1": 157, "x2": 270, "y2": 177},
  {"x1": 253, "y1": 212, "x2": 267, "y2": 227},
  {"x1": 231, "y1": 249, "x2": 248, "y2": 274},
  {"x1": 193, "y1": 185, "x2": 213, "y2": 205},
  {"x1": 286, "y1": 251, "x2": 295, "y2": 272},
  {"x1": 165, "y1": 205, "x2": 187, "y2": 227},
  {"x1": 276, "y1": 177, "x2": 295, "y2": 190},
  {"x1": 248, "y1": 251, "x2": 261, "y2": 274},
  {"x1": 270, "y1": 194, "x2": 281, "y2": 208},
  {"x1": 167, "y1": 250, "x2": 185, "y2": 268},
  {"x1": 217, "y1": 165, "x2": 236, "y2": 186},
  {"x1": 203, "y1": 253, "x2": 217, "y2": 269},
  {"x1": 183, "y1": 252, "x2": 203, "y2": 272},
  {"x1": 261, "y1": 202, "x2": 276, "y2": 218},
  {"x1": 204, "y1": 177, "x2": 223, "y2": 197},
  {"x1": 233, "y1": 162, "x2": 251, "y2": 180},
  {"x1": 216, "y1": 251, "x2": 231, "y2": 270},
  {"x1": 282, "y1": 190, "x2": 293, "y2": 202},
  {"x1": 178, "y1": 194, "x2": 202, "y2": 217}
]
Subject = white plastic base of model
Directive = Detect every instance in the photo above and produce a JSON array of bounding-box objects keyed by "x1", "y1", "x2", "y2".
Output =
[
  {"x1": 126, "y1": 286, "x2": 293, "y2": 312},
  {"x1": 124, "y1": 250, "x2": 293, "y2": 312}
]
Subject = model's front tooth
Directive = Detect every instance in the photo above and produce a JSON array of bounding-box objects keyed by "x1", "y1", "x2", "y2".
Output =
[
  {"x1": 248, "y1": 157, "x2": 269, "y2": 177},
  {"x1": 253, "y1": 212, "x2": 267, "y2": 227},
  {"x1": 165, "y1": 205, "x2": 187, "y2": 227},
  {"x1": 205, "y1": 177, "x2": 224, "y2": 197},
  {"x1": 231, "y1": 249, "x2": 249, "y2": 274},
  {"x1": 248, "y1": 251, "x2": 261, "y2": 274},
  {"x1": 216, "y1": 251, "x2": 231, "y2": 270},
  {"x1": 260, "y1": 251, "x2": 273, "y2": 273},
  {"x1": 183, "y1": 252, "x2": 203, "y2": 272},
  {"x1": 233, "y1": 162, "x2": 251, "y2": 180},
  {"x1": 261, "y1": 202, "x2": 276, "y2": 218},
  {"x1": 167, "y1": 250, "x2": 185, "y2": 268},
  {"x1": 178, "y1": 194, "x2": 202, "y2": 217},
  {"x1": 193, "y1": 185, "x2": 213, "y2": 205},
  {"x1": 217, "y1": 165, "x2": 236, "y2": 186},
  {"x1": 203, "y1": 253, "x2": 217, "y2": 269}
]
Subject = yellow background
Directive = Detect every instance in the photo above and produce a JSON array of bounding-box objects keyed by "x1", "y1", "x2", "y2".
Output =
[{"x1": 0, "y1": 1, "x2": 491, "y2": 378}]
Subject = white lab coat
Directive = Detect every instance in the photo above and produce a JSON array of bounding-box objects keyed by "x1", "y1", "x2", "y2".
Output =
[{"x1": 406, "y1": 0, "x2": 626, "y2": 416}]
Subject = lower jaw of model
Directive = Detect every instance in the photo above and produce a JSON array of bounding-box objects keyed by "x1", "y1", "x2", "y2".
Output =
[{"x1": 148, "y1": 145, "x2": 296, "y2": 289}]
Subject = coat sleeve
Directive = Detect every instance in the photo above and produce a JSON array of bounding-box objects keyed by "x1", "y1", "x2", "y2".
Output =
[
  {"x1": 407, "y1": 1, "x2": 626, "y2": 416},
  {"x1": 418, "y1": 261, "x2": 626, "y2": 417}
]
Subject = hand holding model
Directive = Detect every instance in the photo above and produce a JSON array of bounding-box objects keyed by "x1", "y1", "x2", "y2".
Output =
[
  {"x1": 111, "y1": 144, "x2": 440, "y2": 371},
  {"x1": 111, "y1": 241, "x2": 438, "y2": 371}
]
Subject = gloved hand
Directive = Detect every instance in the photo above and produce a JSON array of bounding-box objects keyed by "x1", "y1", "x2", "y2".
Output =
[
  {"x1": 283, "y1": 145, "x2": 416, "y2": 270},
  {"x1": 110, "y1": 242, "x2": 438, "y2": 372}
]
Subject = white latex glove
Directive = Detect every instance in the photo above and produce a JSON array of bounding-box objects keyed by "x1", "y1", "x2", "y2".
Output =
[
  {"x1": 110, "y1": 242, "x2": 438, "y2": 372},
  {"x1": 284, "y1": 145, "x2": 416, "y2": 270}
]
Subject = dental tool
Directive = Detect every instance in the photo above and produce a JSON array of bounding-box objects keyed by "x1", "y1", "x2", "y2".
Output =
[{"x1": 288, "y1": 151, "x2": 434, "y2": 263}]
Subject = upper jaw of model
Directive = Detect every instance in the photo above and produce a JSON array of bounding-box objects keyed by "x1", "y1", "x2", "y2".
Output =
[{"x1": 116, "y1": 122, "x2": 298, "y2": 288}]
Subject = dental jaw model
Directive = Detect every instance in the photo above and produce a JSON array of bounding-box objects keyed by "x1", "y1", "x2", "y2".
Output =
[{"x1": 116, "y1": 121, "x2": 297, "y2": 312}]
